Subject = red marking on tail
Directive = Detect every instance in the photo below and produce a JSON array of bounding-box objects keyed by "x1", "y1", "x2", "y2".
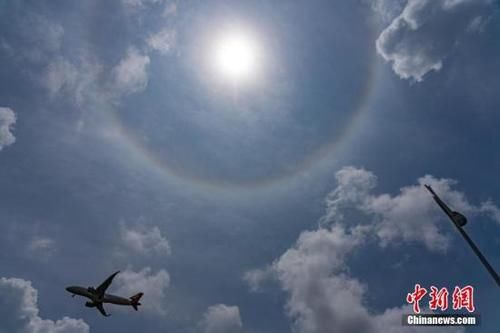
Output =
[{"x1": 130, "y1": 292, "x2": 143, "y2": 311}]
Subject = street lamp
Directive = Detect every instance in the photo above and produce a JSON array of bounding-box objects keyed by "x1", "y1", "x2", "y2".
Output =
[{"x1": 425, "y1": 184, "x2": 499, "y2": 287}]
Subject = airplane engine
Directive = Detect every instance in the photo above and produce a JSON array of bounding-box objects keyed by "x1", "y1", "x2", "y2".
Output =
[{"x1": 85, "y1": 302, "x2": 96, "y2": 308}]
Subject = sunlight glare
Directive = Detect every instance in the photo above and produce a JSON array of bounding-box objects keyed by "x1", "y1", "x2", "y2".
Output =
[{"x1": 213, "y1": 31, "x2": 258, "y2": 81}]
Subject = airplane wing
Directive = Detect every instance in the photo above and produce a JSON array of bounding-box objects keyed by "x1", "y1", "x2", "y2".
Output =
[
  {"x1": 96, "y1": 303, "x2": 111, "y2": 317},
  {"x1": 96, "y1": 271, "x2": 120, "y2": 298}
]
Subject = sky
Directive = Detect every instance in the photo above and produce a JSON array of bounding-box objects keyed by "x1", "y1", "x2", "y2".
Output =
[{"x1": 0, "y1": 0, "x2": 499, "y2": 332}]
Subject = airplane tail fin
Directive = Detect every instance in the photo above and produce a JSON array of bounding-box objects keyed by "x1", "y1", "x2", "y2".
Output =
[{"x1": 130, "y1": 292, "x2": 143, "y2": 311}]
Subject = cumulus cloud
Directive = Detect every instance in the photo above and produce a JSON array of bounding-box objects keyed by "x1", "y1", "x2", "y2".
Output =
[
  {"x1": 119, "y1": 223, "x2": 171, "y2": 256},
  {"x1": 113, "y1": 267, "x2": 170, "y2": 315},
  {"x1": 321, "y1": 166, "x2": 498, "y2": 252},
  {"x1": 0, "y1": 107, "x2": 16, "y2": 151},
  {"x1": 244, "y1": 166, "x2": 498, "y2": 333},
  {"x1": 0, "y1": 277, "x2": 89, "y2": 333},
  {"x1": 263, "y1": 225, "x2": 374, "y2": 333},
  {"x1": 376, "y1": 0, "x2": 494, "y2": 81},
  {"x1": 320, "y1": 166, "x2": 378, "y2": 224},
  {"x1": 248, "y1": 223, "x2": 463, "y2": 333},
  {"x1": 367, "y1": 175, "x2": 472, "y2": 251},
  {"x1": 112, "y1": 48, "x2": 150, "y2": 95},
  {"x1": 199, "y1": 304, "x2": 243, "y2": 333},
  {"x1": 147, "y1": 28, "x2": 176, "y2": 55}
]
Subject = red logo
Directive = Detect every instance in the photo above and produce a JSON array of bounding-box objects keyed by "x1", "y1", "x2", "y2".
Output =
[
  {"x1": 452, "y1": 285, "x2": 475, "y2": 313},
  {"x1": 406, "y1": 284, "x2": 427, "y2": 313},
  {"x1": 429, "y1": 286, "x2": 449, "y2": 311},
  {"x1": 406, "y1": 284, "x2": 475, "y2": 313}
]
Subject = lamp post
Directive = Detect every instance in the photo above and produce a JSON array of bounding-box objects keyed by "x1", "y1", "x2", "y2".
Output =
[{"x1": 425, "y1": 184, "x2": 500, "y2": 287}]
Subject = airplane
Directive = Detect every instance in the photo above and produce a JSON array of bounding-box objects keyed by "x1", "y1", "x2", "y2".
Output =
[{"x1": 66, "y1": 271, "x2": 143, "y2": 317}]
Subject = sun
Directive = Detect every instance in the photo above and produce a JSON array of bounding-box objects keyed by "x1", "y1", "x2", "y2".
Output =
[{"x1": 213, "y1": 31, "x2": 258, "y2": 81}]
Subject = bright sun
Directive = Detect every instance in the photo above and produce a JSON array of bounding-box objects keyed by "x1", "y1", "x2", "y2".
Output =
[{"x1": 213, "y1": 31, "x2": 258, "y2": 81}]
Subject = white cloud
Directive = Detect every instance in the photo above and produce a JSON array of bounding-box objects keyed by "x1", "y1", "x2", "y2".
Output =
[
  {"x1": 465, "y1": 14, "x2": 495, "y2": 33},
  {"x1": 44, "y1": 58, "x2": 79, "y2": 97},
  {"x1": 0, "y1": 107, "x2": 16, "y2": 151},
  {"x1": 376, "y1": 0, "x2": 493, "y2": 81},
  {"x1": 243, "y1": 266, "x2": 274, "y2": 292},
  {"x1": 1, "y1": 9, "x2": 102, "y2": 108},
  {"x1": 112, "y1": 48, "x2": 150, "y2": 95},
  {"x1": 480, "y1": 200, "x2": 500, "y2": 224},
  {"x1": 200, "y1": 304, "x2": 243, "y2": 333},
  {"x1": 122, "y1": 0, "x2": 164, "y2": 8},
  {"x1": 321, "y1": 167, "x2": 498, "y2": 252},
  {"x1": 113, "y1": 267, "x2": 170, "y2": 315},
  {"x1": 120, "y1": 223, "x2": 171, "y2": 256},
  {"x1": 367, "y1": 0, "x2": 406, "y2": 23},
  {"x1": 15, "y1": 14, "x2": 64, "y2": 63},
  {"x1": 271, "y1": 225, "x2": 373, "y2": 333},
  {"x1": 147, "y1": 28, "x2": 176, "y2": 55},
  {"x1": 121, "y1": 0, "x2": 167, "y2": 13},
  {"x1": 275, "y1": 225, "x2": 368, "y2": 284},
  {"x1": 42, "y1": 56, "x2": 102, "y2": 107},
  {"x1": 0, "y1": 277, "x2": 89, "y2": 333},
  {"x1": 27, "y1": 236, "x2": 57, "y2": 259},
  {"x1": 368, "y1": 175, "x2": 471, "y2": 251},
  {"x1": 28, "y1": 16, "x2": 64, "y2": 56},
  {"x1": 249, "y1": 224, "x2": 464, "y2": 333},
  {"x1": 0, "y1": 12, "x2": 63, "y2": 63},
  {"x1": 162, "y1": 2, "x2": 177, "y2": 17},
  {"x1": 320, "y1": 166, "x2": 377, "y2": 225},
  {"x1": 374, "y1": 305, "x2": 464, "y2": 333},
  {"x1": 244, "y1": 166, "x2": 498, "y2": 333}
]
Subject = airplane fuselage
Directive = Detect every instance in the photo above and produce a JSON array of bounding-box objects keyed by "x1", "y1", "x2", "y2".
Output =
[{"x1": 66, "y1": 286, "x2": 133, "y2": 306}]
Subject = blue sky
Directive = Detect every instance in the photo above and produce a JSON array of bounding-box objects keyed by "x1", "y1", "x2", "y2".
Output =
[{"x1": 0, "y1": 0, "x2": 499, "y2": 332}]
